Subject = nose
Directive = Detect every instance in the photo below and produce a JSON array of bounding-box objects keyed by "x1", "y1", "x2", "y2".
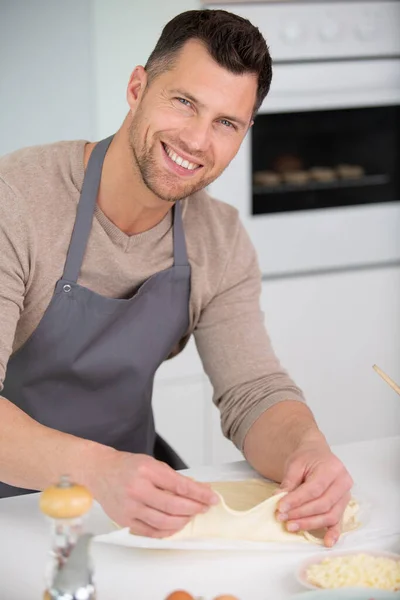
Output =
[{"x1": 179, "y1": 117, "x2": 211, "y2": 155}]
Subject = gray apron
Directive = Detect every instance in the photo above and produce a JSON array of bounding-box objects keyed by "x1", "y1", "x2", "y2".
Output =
[{"x1": 0, "y1": 136, "x2": 191, "y2": 498}]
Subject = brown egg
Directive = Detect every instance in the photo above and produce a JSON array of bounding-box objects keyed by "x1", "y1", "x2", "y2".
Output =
[
  {"x1": 165, "y1": 591, "x2": 195, "y2": 600},
  {"x1": 214, "y1": 596, "x2": 240, "y2": 600}
]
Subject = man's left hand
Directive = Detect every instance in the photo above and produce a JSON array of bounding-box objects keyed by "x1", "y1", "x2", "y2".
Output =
[{"x1": 276, "y1": 437, "x2": 354, "y2": 548}]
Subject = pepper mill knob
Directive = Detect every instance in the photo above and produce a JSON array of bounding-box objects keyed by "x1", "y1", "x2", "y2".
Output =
[{"x1": 39, "y1": 475, "x2": 93, "y2": 519}]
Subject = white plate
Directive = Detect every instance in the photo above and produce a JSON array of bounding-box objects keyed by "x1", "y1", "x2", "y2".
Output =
[
  {"x1": 297, "y1": 549, "x2": 400, "y2": 591},
  {"x1": 291, "y1": 589, "x2": 400, "y2": 599},
  {"x1": 95, "y1": 526, "x2": 331, "y2": 552}
]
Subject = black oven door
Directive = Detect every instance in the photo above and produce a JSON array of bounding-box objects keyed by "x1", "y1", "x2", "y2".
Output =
[{"x1": 252, "y1": 104, "x2": 400, "y2": 216}]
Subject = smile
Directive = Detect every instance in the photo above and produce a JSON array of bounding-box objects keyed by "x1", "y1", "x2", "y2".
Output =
[{"x1": 162, "y1": 143, "x2": 202, "y2": 171}]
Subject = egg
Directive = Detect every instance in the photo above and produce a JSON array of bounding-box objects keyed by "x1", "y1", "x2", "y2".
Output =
[
  {"x1": 165, "y1": 591, "x2": 195, "y2": 600},
  {"x1": 214, "y1": 596, "x2": 240, "y2": 600}
]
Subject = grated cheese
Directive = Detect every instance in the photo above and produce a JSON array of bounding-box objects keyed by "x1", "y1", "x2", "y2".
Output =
[{"x1": 306, "y1": 553, "x2": 400, "y2": 590}]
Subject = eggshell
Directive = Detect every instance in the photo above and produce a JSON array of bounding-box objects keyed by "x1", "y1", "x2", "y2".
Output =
[{"x1": 165, "y1": 591, "x2": 195, "y2": 600}]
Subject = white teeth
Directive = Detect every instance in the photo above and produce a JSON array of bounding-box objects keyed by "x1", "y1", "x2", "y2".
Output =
[{"x1": 164, "y1": 144, "x2": 199, "y2": 171}]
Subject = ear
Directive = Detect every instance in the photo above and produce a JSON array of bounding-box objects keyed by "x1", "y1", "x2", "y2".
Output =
[
  {"x1": 244, "y1": 120, "x2": 254, "y2": 138},
  {"x1": 126, "y1": 66, "x2": 148, "y2": 112}
]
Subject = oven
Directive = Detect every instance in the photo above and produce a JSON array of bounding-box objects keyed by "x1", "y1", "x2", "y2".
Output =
[{"x1": 207, "y1": 1, "x2": 400, "y2": 277}]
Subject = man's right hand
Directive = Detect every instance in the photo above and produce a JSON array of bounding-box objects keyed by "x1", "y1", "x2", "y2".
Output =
[{"x1": 88, "y1": 450, "x2": 219, "y2": 538}]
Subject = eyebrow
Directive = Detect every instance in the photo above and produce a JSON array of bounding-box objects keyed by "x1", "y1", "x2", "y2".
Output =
[{"x1": 169, "y1": 88, "x2": 249, "y2": 129}]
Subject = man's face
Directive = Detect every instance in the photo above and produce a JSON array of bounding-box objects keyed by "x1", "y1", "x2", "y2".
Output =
[{"x1": 127, "y1": 39, "x2": 257, "y2": 203}]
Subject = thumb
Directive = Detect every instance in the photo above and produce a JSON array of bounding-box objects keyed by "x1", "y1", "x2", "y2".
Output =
[{"x1": 279, "y1": 460, "x2": 305, "y2": 493}]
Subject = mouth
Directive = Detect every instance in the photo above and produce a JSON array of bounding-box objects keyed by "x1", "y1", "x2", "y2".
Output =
[{"x1": 161, "y1": 142, "x2": 203, "y2": 177}]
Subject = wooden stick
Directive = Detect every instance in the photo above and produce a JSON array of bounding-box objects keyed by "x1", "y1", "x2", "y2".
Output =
[{"x1": 372, "y1": 364, "x2": 400, "y2": 396}]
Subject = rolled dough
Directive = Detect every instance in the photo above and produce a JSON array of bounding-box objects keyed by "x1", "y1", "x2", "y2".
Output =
[{"x1": 168, "y1": 479, "x2": 360, "y2": 545}]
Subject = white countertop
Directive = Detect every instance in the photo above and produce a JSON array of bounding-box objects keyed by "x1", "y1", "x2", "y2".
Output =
[{"x1": 1, "y1": 436, "x2": 400, "y2": 600}]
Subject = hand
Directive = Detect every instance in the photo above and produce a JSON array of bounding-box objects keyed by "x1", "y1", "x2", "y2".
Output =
[
  {"x1": 276, "y1": 436, "x2": 353, "y2": 548},
  {"x1": 89, "y1": 450, "x2": 219, "y2": 538}
]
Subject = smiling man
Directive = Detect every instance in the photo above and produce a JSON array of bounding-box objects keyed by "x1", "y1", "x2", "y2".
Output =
[
  {"x1": 127, "y1": 38, "x2": 254, "y2": 206},
  {"x1": 0, "y1": 10, "x2": 352, "y2": 546}
]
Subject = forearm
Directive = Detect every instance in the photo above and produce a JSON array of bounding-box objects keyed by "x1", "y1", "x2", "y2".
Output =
[
  {"x1": 243, "y1": 400, "x2": 328, "y2": 482},
  {"x1": 0, "y1": 396, "x2": 114, "y2": 492}
]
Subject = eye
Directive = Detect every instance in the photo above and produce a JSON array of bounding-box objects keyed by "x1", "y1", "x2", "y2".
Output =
[
  {"x1": 176, "y1": 97, "x2": 192, "y2": 107},
  {"x1": 219, "y1": 119, "x2": 236, "y2": 130}
]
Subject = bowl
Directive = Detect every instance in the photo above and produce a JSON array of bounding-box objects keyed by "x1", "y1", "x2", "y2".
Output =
[
  {"x1": 291, "y1": 589, "x2": 400, "y2": 600},
  {"x1": 296, "y1": 549, "x2": 400, "y2": 592}
]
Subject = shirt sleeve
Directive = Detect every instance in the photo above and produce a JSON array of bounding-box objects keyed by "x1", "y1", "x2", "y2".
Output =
[
  {"x1": 193, "y1": 215, "x2": 306, "y2": 452},
  {"x1": 0, "y1": 178, "x2": 31, "y2": 391}
]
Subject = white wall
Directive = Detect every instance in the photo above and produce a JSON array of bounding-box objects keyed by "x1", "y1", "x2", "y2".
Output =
[
  {"x1": 92, "y1": 0, "x2": 200, "y2": 139},
  {"x1": 0, "y1": 0, "x2": 95, "y2": 156},
  {"x1": 0, "y1": 0, "x2": 198, "y2": 154}
]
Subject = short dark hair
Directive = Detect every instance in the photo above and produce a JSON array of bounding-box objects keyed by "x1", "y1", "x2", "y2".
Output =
[{"x1": 145, "y1": 9, "x2": 273, "y2": 115}]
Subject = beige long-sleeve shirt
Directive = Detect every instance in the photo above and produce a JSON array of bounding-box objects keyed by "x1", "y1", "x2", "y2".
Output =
[{"x1": 0, "y1": 140, "x2": 306, "y2": 451}]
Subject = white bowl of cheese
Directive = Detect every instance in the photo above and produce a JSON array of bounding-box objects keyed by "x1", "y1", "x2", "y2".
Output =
[{"x1": 297, "y1": 550, "x2": 400, "y2": 592}]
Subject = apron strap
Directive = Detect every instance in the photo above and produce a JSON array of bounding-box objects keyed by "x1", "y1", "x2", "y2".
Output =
[
  {"x1": 172, "y1": 201, "x2": 189, "y2": 267},
  {"x1": 62, "y1": 136, "x2": 114, "y2": 282},
  {"x1": 63, "y1": 134, "x2": 189, "y2": 279}
]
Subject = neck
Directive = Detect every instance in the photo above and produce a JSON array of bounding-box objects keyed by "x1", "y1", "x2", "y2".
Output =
[{"x1": 83, "y1": 117, "x2": 172, "y2": 235}]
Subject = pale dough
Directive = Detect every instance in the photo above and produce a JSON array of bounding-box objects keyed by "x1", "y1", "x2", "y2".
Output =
[{"x1": 168, "y1": 479, "x2": 360, "y2": 545}]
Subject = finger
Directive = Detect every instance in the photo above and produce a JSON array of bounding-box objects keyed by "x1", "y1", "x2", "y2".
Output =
[
  {"x1": 285, "y1": 495, "x2": 350, "y2": 534},
  {"x1": 147, "y1": 462, "x2": 220, "y2": 506},
  {"x1": 280, "y1": 483, "x2": 352, "y2": 521},
  {"x1": 129, "y1": 518, "x2": 178, "y2": 539},
  {"x1": 324, "y1": 522, "x2": 341, "y2": 548},
  {"x1": 133, "y1": 479, "x2": 212, "y2": 517},
  {"x1": 135, "y1": 505, "x2": 192, "y2": 532},
  {"x1": 278, "y1": 466, "x2": 351, "y2": 513},
  {"x1": 279, "y1": 459, "x2": 306, "y2": 493}
]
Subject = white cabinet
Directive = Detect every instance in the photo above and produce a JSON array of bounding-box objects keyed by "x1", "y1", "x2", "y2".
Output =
[
  {"x1": 156, "y1": 337, "x2": 203, "y2": 382},
  {"x1": 152, "y1": 375, "x2": 207, "y2": 467},
  {"x1": 152, "y1": 371, "x2": 244, "y2": 468},
  {"x1": 260, "y1": 266, "x2": 400, "y2": 445},
  {"x1": 204, "y1": 379, "x2": 244, "y2": 465}
]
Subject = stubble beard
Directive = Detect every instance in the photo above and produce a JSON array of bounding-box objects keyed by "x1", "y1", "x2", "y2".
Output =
[{"x1": 128, "y1": 119, "x2": 217, "y2": 203}]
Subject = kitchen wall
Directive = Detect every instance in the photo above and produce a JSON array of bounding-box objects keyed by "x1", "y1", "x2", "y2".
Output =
[
  {"x1": 92, "y1": 0, "x2": 200, "y2": 139},
  {"x1": 0, "y1": 0, "x2": 95, "y2": 155}
]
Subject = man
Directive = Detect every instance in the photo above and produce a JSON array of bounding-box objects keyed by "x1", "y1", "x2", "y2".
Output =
[{"x1": 0, "y1": 9, "x2": 352, "y2": 546}]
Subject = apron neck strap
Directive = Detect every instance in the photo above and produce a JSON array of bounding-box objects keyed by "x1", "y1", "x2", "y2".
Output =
[
  {"x1": 62, "y1": 136, "x2": 113, "y2": 282},
  {"x1": 63, "y1": 135, "x2": 189, "y2": 282},
  {"x1": 172, "y1": 201, "x2": 189, "y2": 267}
]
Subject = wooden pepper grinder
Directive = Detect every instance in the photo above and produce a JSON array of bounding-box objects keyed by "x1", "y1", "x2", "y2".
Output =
[{"x1": 40, "y1": 475, "x2": 95, "y2": 600}]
